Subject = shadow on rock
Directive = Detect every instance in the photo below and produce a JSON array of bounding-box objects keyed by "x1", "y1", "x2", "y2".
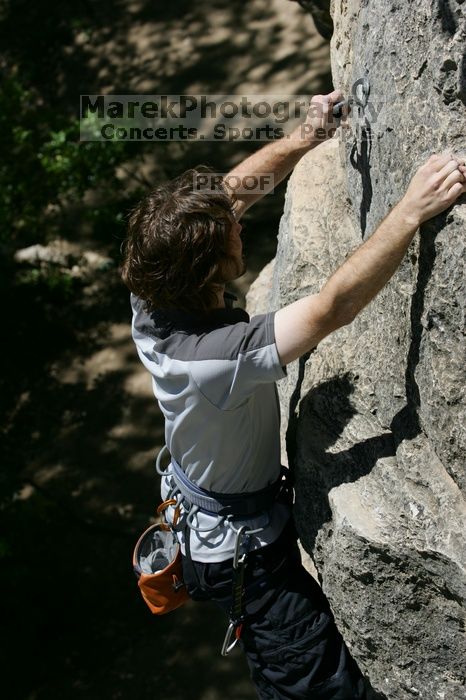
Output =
[{"x1": 288, "y1": 372, "x2": 397, "y2": 554}]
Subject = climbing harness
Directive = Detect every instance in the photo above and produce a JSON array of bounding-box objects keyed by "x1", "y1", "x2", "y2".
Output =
[{"x1": 146, "y1": 444, "x2": 292, "y2": 655}]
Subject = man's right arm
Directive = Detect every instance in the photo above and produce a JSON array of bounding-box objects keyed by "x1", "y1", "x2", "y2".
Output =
[{"x1": 274, "y1": 153, "x2": 466, "y2": 366}]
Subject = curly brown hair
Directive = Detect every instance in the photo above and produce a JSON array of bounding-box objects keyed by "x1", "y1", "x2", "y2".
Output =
[{"x1": 120, "y1": 166, "x2": 238, "y2": 312}]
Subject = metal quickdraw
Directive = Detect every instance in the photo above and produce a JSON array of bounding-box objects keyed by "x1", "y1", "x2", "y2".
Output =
[{"x1": 221, "y1": 525, "x2": 250, "y2": 656}]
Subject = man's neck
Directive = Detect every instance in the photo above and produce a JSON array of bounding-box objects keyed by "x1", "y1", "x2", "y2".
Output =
[{"x1": 211, "y1": 284, "x2": 227, "y2": 309}]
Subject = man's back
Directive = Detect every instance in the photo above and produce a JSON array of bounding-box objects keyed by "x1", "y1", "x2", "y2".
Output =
[{"x1": 130, "y1": 292, "x2": 291, "y2": 562}]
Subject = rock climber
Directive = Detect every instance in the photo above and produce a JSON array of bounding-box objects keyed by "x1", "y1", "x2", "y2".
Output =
[{"x1": 120, "y1": 89, "x2": 466, "y2": 699}]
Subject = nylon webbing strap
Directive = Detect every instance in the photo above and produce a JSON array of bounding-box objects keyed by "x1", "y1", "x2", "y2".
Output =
[{"x1": 170, "y1": 458, "x2": 285, "y2": 518}]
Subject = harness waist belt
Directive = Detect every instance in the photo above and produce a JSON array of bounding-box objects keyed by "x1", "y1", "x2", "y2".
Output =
[{"x1": 170, "y1": 458, "x2": 286, "y2": 518}]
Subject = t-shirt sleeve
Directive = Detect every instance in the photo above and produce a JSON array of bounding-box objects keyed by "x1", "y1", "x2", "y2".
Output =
[{"x1": 189, "y1": 311, "x2": 287, "y2": 410}]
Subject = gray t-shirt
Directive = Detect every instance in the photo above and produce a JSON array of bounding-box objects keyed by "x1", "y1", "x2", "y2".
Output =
[{"x1": 131, "y1": 293, "x2": 290, "y2": 562}]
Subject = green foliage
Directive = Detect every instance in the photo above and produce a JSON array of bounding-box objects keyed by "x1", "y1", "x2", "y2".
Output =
[
  {"x1": 0, "y1": 75, "x2": 132, "y2": 249},
  {"x1": 0, "y1": 74, "x2": 138, "y2": 522},
  {"x1": 16, "y1": 266, "x2": 76, "y2": 297}
]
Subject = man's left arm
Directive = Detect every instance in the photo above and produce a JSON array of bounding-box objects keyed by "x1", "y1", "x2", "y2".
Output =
[{"x1": 225, "y1": 89, "x2": 343, "y2": 220}]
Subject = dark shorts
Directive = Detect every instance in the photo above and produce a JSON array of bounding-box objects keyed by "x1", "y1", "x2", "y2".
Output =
[{"x1": 181, "y1": 522, "x2": 369, "y2": 700}]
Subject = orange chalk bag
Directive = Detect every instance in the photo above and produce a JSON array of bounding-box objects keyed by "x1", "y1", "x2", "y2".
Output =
[{"x1": 132, "y1": 499, "x2": 189, "y2": 615}]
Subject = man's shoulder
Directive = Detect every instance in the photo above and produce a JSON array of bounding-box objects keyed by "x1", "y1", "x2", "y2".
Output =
[{"x1": 130, "y1": 294, "x2": 276, "y2": 363}]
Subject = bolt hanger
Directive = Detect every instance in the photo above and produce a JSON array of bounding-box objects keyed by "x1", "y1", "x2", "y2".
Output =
[{"x1": 333, "y1": 76, "x2": 370, "y2": 119}]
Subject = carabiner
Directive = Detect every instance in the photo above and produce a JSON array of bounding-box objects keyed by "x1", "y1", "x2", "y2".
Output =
[
  {"x1": 221, "y1": 621, "x2": 239, "y2": 656},
  {"x1": 233, "y1": 525, "x2": 249, "y2": 569}
]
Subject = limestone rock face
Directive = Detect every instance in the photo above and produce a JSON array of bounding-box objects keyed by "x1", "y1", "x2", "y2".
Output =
[{"x1": 247, "y1": 2, "x2": 466, "y2": 697}]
